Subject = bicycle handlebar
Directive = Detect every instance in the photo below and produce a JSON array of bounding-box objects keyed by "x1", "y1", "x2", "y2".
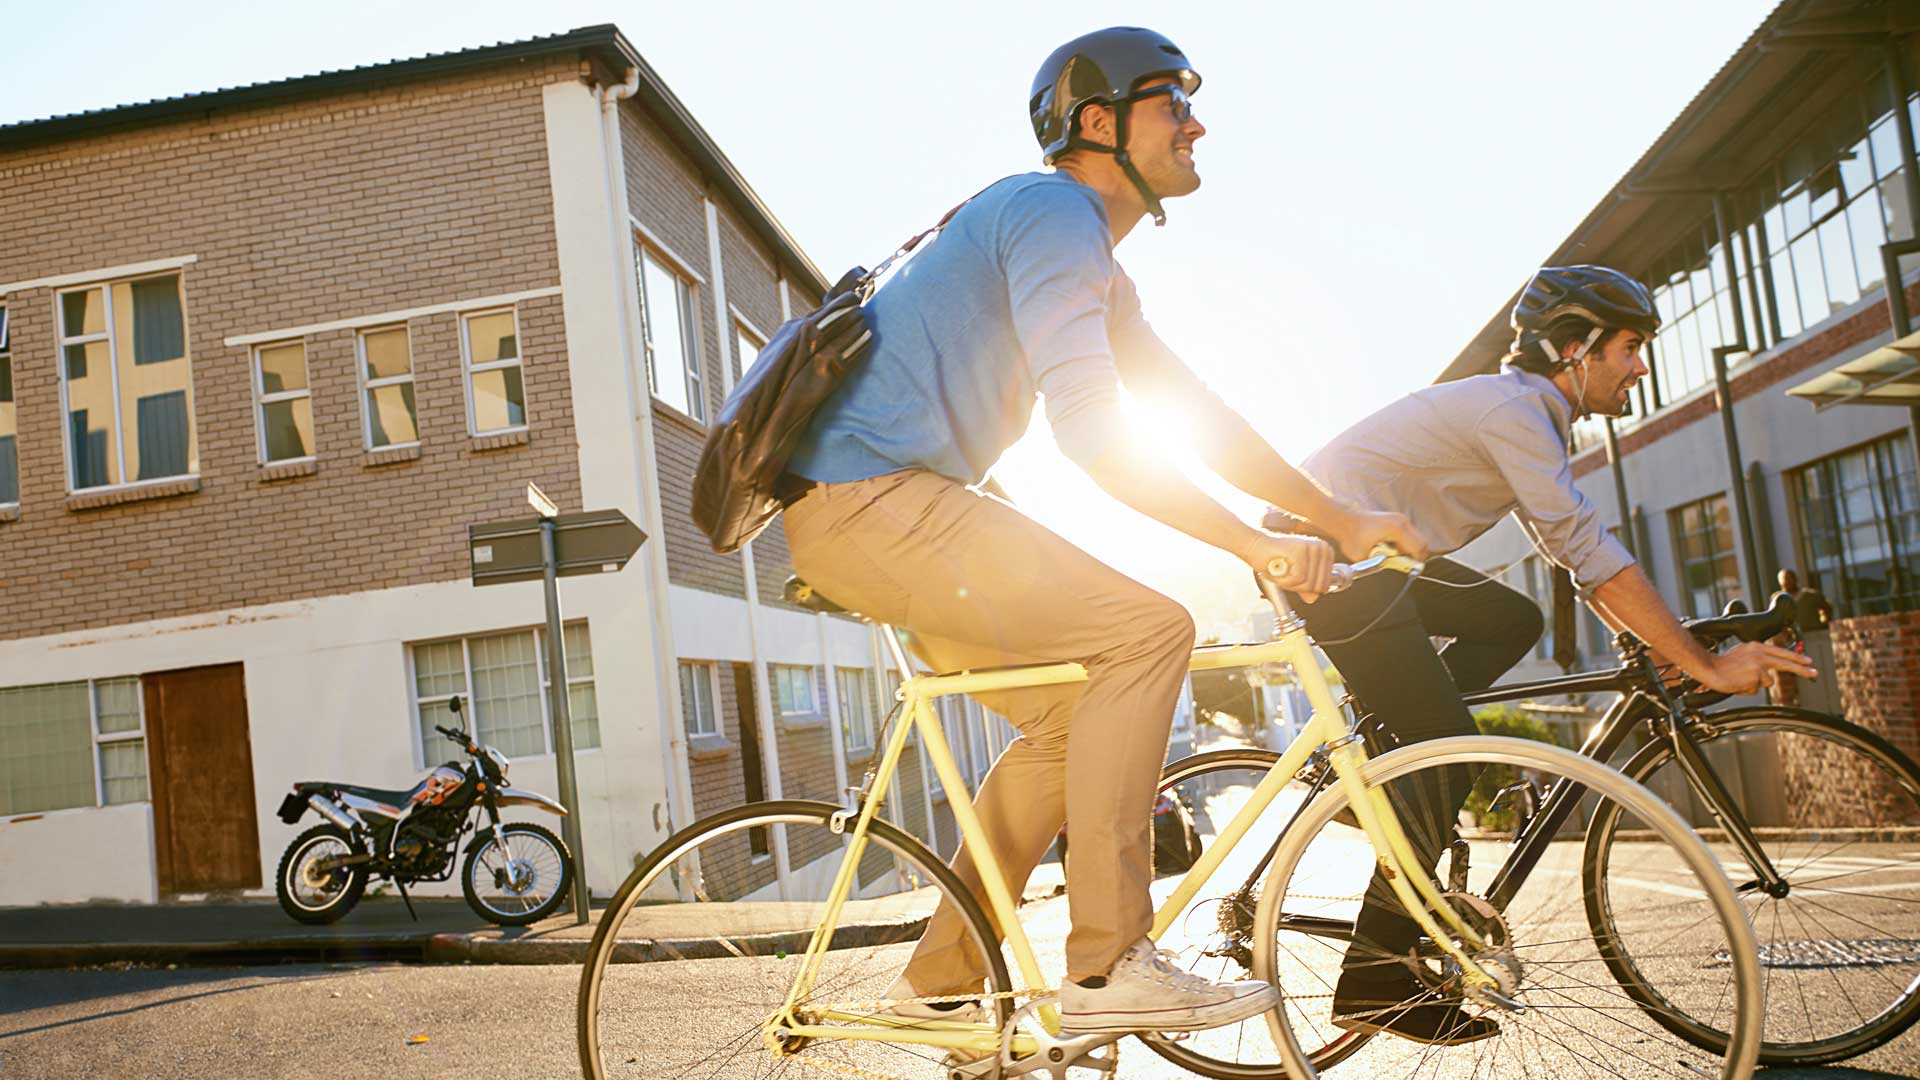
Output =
[
  {"x1": 1684, "y1": 592, "x2": 1796, "y2": 647},
  {"x1": 1262, "y1": 546, "x2": 1422, "y2": 595}
]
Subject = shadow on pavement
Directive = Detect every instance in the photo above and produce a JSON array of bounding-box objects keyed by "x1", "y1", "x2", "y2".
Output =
[{"x1": 0, "y1": 964, "x2": 357, "y2": 1027}]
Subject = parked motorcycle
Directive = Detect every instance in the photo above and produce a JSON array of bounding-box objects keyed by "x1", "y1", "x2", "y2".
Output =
[{"x1": 273, "y1": 697, "x2": 574, "y2": 926}]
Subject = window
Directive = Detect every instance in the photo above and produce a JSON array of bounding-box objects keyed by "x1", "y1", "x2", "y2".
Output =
[
  {"x1": 836, "y1": 667, "x2": 875, "y2": 754},
  {"x1": 680, "y1": 660, "x2": 720, "y2": 738},
  {"x1": 252, "y1": 341, "x2": 313, "y2": 463},
  {"x1": 772, "y1": 664, "x2": 819, "y2": 720},
  {"x1": 0, "y1": 305, "x2": 15, "y2": 505},
  {"x1": 0, "y1": 677, "x2": 147, "y2": 815},
  {"x1": 411, "y1": 623, "x2": 597, "y2": 762},
  {"x1": 636, "y1": 246, "x2": 702, "y2": 420},
  {"x1": 1790, "y1": 434, "x2": 1920, "y2": 615},
  {"x1": 358, "y1": 325, "x2": 418, "y2": 448},
  {"x1": 460, "y1": 309, "x2": 526, "y2": 435},
  {"x1": 735, "y1": 320, "x2": 766, "y2": 381},
  {"x1": 57, "y1": 274, "x2": 196, "y2": 490},
  {"x1": 1670, "y1": 494, "x2": 1742, "y2": 617}
]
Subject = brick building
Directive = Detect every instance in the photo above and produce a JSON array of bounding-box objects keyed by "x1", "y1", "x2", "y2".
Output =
[
  {"x1": 0, "y1": 25, "x2": 1012, "y2": 905},
  {"x1": 1441, "y1": 1, "x2": 1920, "y2": 819}
]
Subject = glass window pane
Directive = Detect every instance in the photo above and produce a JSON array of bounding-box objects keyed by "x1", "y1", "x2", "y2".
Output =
[
  {"x1": 0, "y1": 682, "x2": 96, "y2": 815},
  {"x1": 1872, "y1": 116, "x2": 1903, "y2": 179},
  {"x1": 125, "y1": 277, "x2": 185, "y2": 366},
  {"x1": 61, "y1": 288, "x2": 104, "y2": 337},
  {"x1": 128, "y1": 390, "x2": 193, "y2": 481},
  {"x1": 1850, "y1": 191, "x2": 1889, "y2": 292},
  {"x1": 470, "y1": 367, "x2": 526, "y2": 433},
  {"x1": 568, "y1": 684, "x2": 600, "y2": 751},
  {"x1": 1840, "y1": 138, "x2": 1874, "y2": 200},
  {"x1": 262, "y1": 398, "x2": 314, "y2": 462},
  {"x1": 94, "y1": 678, "x2": 141, "y2": 734},
  {"x1": 1770, "y1": 250, "x2": 1803, "y2": 339},
  {"x1": 1783, "y1": 188, "x2": 1811, "y2": 238},
  {"x1": 100, "y1": 740, "x2": 149, "y2": 804},
  {"x1": 257, "y1": 343, "x2": 308, "y2": 394},
  {"x1": 563, "y1": 623, "x2": 593, "y2": 678},
  {"x1": 642, "y1": 255, "x2": 694, "y2": 417},
  {"x1": 679, "y1": 661, "x2": 716, "y2": 736},
  {"x1": 470, "y1": 631, "x2": 545, "y2": 758},
  {"x1": 1818, "y1": 214, "x2": 1860, "y2": 309},
  {"x1": 1792, "y1": 232, "x2": 1830, "y2": 326},
  {"x1": 362, "y1": 327, "x2": 411, "y2": 380},
  {"x1": 66, "y1": 344, "x2": 121, "y2": 488},
  {"x1": 413, "y1": 640, "x2": 467, "y2": 700},
  {"x1": 736, "y1": 326, "x2": 764, "y2": 378},
  {"x1": 465, "y1": 312, "x2": 518, "y2": 365},
  {"x1": 366, "y1": 383, "x2": 418, "y2": 447}
]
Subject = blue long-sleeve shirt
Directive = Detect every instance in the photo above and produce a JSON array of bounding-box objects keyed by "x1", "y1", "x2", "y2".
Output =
[{"x1": 788, "y1": 172, "x2": 1206, "y2": 485}]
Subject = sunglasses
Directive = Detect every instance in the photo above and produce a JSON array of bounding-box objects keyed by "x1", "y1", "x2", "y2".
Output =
[{"x1": 1130, "y1": 84, "x2": 1195, "y2": 124}]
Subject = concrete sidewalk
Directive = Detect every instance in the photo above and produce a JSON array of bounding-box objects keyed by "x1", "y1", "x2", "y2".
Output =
[{"x1": 1, "y1": 864, "x2": 1067, "y2": 969}]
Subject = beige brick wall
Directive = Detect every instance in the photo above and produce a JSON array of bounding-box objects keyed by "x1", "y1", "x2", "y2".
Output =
[{"x1": 0, "y1": 60, "x2": 588, "y2": 641}]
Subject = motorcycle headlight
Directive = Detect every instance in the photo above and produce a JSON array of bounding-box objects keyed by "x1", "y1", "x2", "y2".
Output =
[{"x1": 485, "y1": 746, "x2": 510, "y2": 779}]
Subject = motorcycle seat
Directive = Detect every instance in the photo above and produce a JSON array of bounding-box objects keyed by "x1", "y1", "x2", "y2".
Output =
[{"x1": 333, "y1": 781, "x2": 429, "y2": 812}]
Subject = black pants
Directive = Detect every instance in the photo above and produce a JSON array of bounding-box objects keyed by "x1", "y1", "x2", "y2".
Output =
[{"x1": 1295, "y1": 557, "x2": 1543, "y2": 973}]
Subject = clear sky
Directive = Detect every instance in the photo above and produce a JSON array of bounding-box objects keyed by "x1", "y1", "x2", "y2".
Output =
[{"x1": 4, "y1": 0, "x2": 1780, "y2": 630}]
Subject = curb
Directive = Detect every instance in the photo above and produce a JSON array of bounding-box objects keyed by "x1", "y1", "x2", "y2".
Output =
[
  {"x1": 426, "y1": 915, "x2": 934, "y2": 966},
  {"x1": 0, "y1": 936, "x2": 433, "y2": 970}
]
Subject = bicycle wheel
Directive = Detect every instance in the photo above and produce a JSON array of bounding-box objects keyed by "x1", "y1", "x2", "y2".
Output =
[
  {"x1": 1132, "y1": 747, "x2": 1338, "y2": 1079},
  {"x1": 579, "y1": 800, "x2": 1014, "y2": 1080},
  {"x1": 1587, "y1": 706, "x2": 1920, "y2": 1066},
  {"x1": 1252, "y1": 735, "x2": 1762, "y2": 1080}
]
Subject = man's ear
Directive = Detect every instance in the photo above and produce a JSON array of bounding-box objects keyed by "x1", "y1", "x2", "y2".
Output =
[{"x1": 1075, "y1": 101, "x2": 1117, "y2": 149}]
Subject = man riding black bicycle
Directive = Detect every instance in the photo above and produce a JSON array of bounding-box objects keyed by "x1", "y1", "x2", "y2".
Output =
[{"x1": 1282, "y1": 264, "x2": 1817, "y2": 1045}]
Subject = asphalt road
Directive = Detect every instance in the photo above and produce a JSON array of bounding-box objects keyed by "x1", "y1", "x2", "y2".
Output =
[{"x1": 6, "y1": 777, "x2": 1920, "y2": 1078}]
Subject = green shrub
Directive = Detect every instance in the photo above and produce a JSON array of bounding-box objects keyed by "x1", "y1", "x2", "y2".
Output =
[{"x1": 1462, "y1": 704, "x2": 1567, "y2": 832}]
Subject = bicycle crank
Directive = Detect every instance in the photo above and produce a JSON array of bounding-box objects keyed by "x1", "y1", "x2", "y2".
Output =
[{"x1": 955, "y1": 997, "x2": 1120, "y2": 1080}]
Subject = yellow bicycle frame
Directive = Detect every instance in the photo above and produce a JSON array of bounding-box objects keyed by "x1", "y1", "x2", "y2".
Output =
[{"x1": 769, "y1": 560, "x2": 1494, "y2": 1060}]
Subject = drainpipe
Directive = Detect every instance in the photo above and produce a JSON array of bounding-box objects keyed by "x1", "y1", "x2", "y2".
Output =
[
  {"x1": 707, "y1": 196, "x2": 792, "y2": 897},
  {"x1": 1602, "y1": 417, "x2": 1636, "y2": 561},
  {"x1": 597, "y1": 71, "x2": 699, "y2": 855},
  {"x1": 769, "y1": 277, "x2": 854, "y2": 813},
  {"x1": 1711, "y1": 192, "x2": 1768, "y2": 604}
]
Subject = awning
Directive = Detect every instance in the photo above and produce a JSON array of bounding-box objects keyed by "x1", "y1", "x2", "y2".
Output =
[{"x1": 1786, "y1": 329, "x2": 1920, "y2": 410}]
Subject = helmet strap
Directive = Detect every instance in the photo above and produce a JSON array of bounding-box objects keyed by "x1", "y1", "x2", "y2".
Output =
[{"x1": 1067, "y1": 98, "x2": 1168, "y2": 226}]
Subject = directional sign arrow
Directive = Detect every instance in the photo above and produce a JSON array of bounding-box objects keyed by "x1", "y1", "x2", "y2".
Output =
[{"x1": 468, "y1": 509, "x2": 647, "y2": 587}]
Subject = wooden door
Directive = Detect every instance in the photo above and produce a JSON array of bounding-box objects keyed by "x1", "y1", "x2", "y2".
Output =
[{"x1": 145, "y1": 663, "x2": 262, "y2": 893}]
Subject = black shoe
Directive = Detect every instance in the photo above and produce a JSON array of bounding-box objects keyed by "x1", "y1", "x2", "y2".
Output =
[
  {"x1": 1330, "y1": 969, "x2": 1499, "y2": 1046},
  {"x1": 1330, "y1": 999, "x2": 1499, "y2": 1045}
]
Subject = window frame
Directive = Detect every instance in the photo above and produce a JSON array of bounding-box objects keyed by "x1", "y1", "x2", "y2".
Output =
[
  {"x1": 733, "y1": 313, "x2": 767, "y2": 383},
  {"x1": 0, "y1": 676, "x2": 149, "y2": 818},
  {"x1": 1668, "y1": 493, "x2": 1743, "y2": 618},
  {"x1": 407, "y1": 621, "x2": 597, "y2": 767},
  {"x1": 1787, "y1": 433, "x2": 1920, "y2": 615},
  {"x1": 0, "y1": 302, "x2": 15, "y2": 508},
  {"x1": 355, "y1": 323, "x2": 419, "y2": 451},
  {"x1": 457, "y1": 306, "x2": 528, "y2": 437},
  {"x1": 679, "y1": 659, "x2": 722, "y2": 739},
  {"x1": 835, "y1": 666, "x2": 875, "y2": 756},
  {"x1": 635, "y1": 243, "x2": 705, "y2": 423},
  {"x1": 771, "y1": 663, "x2": 821, "y2": 725},
  {"x1": 250, "y1": 339, "x2": 314, "y2": 466},
  {"x1": 53, "y1": 272, "x2": 198, "y2": 494}
]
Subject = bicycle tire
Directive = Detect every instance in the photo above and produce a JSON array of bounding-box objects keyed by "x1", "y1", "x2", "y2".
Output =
[
  {"x1": 1252, "y1": 735, "x2": 1763, "y2": 1080},
  {"x1": 1585, "y1": 706, "x2": 1920, "y2": 1066},
  {"x1": 578, "y1": 799, "x2": 1014, "y2": 1080}
]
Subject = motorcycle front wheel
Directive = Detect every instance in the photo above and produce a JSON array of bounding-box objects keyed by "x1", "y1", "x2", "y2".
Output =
[
  {"x1": 463, "y1": 821, "x2": 573, "y2": 925},
  {"x1": 276, "y1": 823, "x2": 368, "y2": 925}
]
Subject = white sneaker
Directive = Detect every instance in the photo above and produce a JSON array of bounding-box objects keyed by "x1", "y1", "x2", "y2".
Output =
[{"x1": 1060, "y1": 939, "x2": 1279, "y2": 1034}]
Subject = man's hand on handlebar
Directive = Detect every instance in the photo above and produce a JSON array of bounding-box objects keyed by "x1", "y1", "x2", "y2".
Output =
[
  {"x1": 1692, "y1": 641, "x2": 1818, "y2": 696},
  {"x1": 1242, "y1": 532, "x2": 1334, "y2": 602},
  {"x1": 1329, "y1": 507, "x2": 1430, "y2": 564}
]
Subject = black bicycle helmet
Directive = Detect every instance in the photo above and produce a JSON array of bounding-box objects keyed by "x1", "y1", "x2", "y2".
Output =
[
  {"x1": 1030, "y1": 27, "x2": 1201, "y2": 225},
  {"x1": 1512, "y1": 265, "x2": 1660, "y2": 339}
]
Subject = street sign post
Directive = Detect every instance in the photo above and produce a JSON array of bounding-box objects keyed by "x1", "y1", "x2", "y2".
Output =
[{"x1": 466, "y1": 483, "x2": 646, "y2": 925}]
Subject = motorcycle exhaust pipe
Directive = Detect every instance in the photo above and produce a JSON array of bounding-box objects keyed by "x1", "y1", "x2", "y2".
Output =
[{"x1": 308, "y1": 794, "x2": 361, "y2": 832}]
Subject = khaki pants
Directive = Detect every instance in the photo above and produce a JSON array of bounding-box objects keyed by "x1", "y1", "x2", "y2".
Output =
[{"x1": 783, "y1": 469, "x2": 1195, "y2": 988}]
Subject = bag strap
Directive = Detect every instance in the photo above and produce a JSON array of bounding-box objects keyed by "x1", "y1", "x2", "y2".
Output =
[{"x1": 853, "y1": 183, "x2": 994, "y2": 297}]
